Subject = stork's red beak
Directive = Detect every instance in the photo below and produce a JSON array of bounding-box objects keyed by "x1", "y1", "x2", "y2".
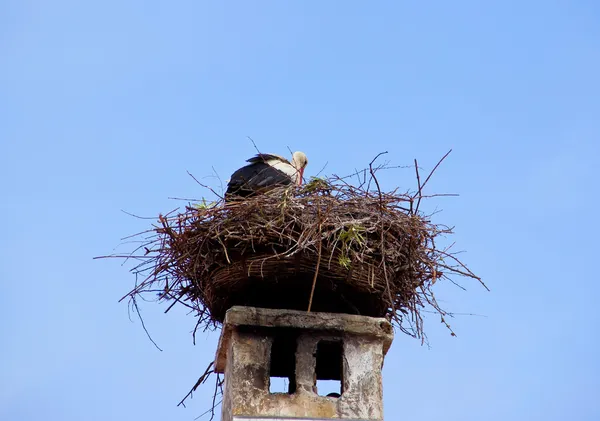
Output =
[{"x1": 298, "y1": 168, "x2": 304, "y2": 185}]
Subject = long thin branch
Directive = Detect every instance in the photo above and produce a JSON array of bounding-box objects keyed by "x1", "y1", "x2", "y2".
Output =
[
  {"x1": 307, "y1": 220, "x2": 323, "y2": 312},
  {"x1": 132, "y1": 297, "x2": 163, "y2": 352},
  {"x1": 369, "y1": 153, "x2": 396, "y2": 323},
  {"x1": 247, "y1": 136, "x2": 263, "y2": 155},
  {"x1": 186, "y1": 170, "x2": 224, "y2": 200},
  {"x1": 415, "y1": 149, "x2": 452, "y2": 213},
  {"x1": 413, "y1": 159, "x2": 421, "y2": 214},
  {"x1": 178, "y1": 361, "x2": 215, "y2": 407}
]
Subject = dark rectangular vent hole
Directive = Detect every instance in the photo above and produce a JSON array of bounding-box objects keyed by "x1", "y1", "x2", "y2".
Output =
[
  {"x1": 269, "y1": 330, "x2": 297, "y2": 394},
  {"x1": 315, "y1": 340, "x2": 343, "y2": 397}
]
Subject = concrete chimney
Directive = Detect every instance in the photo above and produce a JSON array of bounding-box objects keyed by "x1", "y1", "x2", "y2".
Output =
[{"x1": 215, "y1": 306, "x2": 394, "y2": 420}]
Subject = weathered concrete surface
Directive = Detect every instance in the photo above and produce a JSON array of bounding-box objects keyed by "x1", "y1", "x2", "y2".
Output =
[
  {"x1": 216, "y1": 306, "x2": 393, "y2": 373},
  {"x1": 341, "y1": 338, "x2": 384, "y2": 420},
  {"x1": 218, "y1": 306, "x2": 393, "y2": 421}
]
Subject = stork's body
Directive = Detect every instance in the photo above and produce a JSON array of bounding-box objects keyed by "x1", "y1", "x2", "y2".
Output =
[{"x1": 225, "y1": 151, "x2": 308, "y2": 199}]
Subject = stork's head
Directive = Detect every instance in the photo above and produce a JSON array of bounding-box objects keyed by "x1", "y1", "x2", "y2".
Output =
[{"x1": 291, "y1": 151, "x2": 308, "y2": 185}]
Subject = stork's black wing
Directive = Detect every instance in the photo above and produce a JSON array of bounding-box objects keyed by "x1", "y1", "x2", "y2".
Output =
[{"x1": 225, "y1": 162, "x2": 294, "y2": 199}]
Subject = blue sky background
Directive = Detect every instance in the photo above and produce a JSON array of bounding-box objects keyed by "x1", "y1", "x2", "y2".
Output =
[{"x1": 1, "y1": 1, "x2": 599, "y2": 420}]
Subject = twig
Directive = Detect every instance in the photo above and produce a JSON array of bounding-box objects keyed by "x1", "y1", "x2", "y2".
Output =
[
  {"x1": 132, "y1": 297, "x2": 163, "y2": 352},
  {"x1": 315, "y1": 161, "x2": 329, "y2": 178},
  {"x1": 167, "y1": 196, "x2": 205, "y2": 202},
  {"x1": 120, "y1": 209, "x2": 157, "y2": 220},
  {"x1": 209, "y1": 373, "x2": 221, "y2": 421},
  {"x1": 413, "y1": 159, "x2": 421, "y2": 214},
  {"x1": 366, "y1": 151, "x2": 388, "y2": 192},
  {"x1": 194, "y1": 399, "x2": 223, "y2": 420},
  {"x1": 368, "y1": 153, "x2": 397, "y2": 323},
  {"x1": 247, "y1": 136, "x2": 262, "y2": 155},
  {"x1": 177, "y1": 361, "x2": 215, "y2": 407},
  {"x1": 415, "y1": 149, "x2": 452, "y2": 213},
  {"x1": 211, "y1": 166, "x2": 224, "y2": 196},
  {"x1": 186, "y1": 170, "x2": 224, "y2": 200},
  {"x1": 307, "y1": 209, "x2": 323, "y2": 312}
]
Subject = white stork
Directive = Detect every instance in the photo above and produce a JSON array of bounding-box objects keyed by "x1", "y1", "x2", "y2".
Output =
[{"x1": 225, "y1": 151, "x2": 308, "y2": 199}]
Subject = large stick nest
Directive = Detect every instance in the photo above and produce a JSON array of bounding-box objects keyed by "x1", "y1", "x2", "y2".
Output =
[{"x1": 115, "y1": 155, "x2": 485, "y2": 340}]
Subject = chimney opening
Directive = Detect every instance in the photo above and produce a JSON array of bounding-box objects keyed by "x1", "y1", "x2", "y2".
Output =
[
  {"x1": 315, "y1": 340, "x2": 343, "y2": 397},
  {"x1": 269, "y1": 329, "x2": 297, "y2": 394}
]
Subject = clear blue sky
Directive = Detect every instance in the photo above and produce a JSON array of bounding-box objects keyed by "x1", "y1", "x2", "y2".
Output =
[{"x1": 1, "y1": 1, "x2": 599, "y2": 420}]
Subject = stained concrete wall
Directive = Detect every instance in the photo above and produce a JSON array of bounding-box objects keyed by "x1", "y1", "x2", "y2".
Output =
[{"x1": 216, "y1": 306, "x2": 393, "y2": 421}]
